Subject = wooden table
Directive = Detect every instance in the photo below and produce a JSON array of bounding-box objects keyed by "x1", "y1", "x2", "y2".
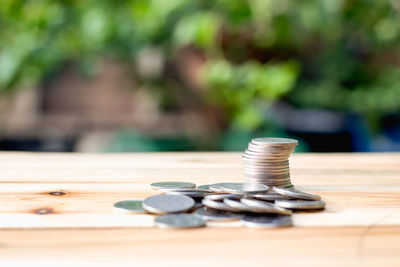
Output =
[{"x1": 0, "y1": 152, "x2": 399, "y2": 266}]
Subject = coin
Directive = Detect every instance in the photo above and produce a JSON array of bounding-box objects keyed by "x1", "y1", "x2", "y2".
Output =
[
  {"x1": 151, "y1": 182, "x2": 196, "y2": 191},
  {"x1": 246, "y1": 147, "x2": 294, "y2": 155},
  {"x1": 251, "y1": 137, "x2": 298, "y2": 146},
  {"x1": 143, "y1": 194, "x2": 195, "y2": 214},
  {"x1": 275, "y1": 200, "x2": 326, "y2": 210},
  {"x1": 194, "y1": 208, "x2": 242, "y2": 221},
  {"x1": 208, "y1": 183, "x2": 229, "y2": 192},
  {"x1": 113, "y1": 200, "x2": 145, "y2": 213},
  {"x1": 202, "y1": 198, "x2": 241, "y2": 212},
  {"x1": 223, "y1": 198, "x2": 254, "y2": 212},
  {"x1": 197, "y1": 184, "x2": 213, "y2": 192},
  {"x1": 251, "y1": 193, "x2": 293, "y2": 201},
  {"x1": 240, "y1": 198, "x2": 292, "y2": 215},
  {"x1": 205, "y1": 194, "x2": 242, "y2": 201},
  {"x1": 272, "y1": 187, "x2": 321, "y2": 201},
  {"x1": 241, "y1": 214, "x2": 293, "y2": 228},
  {"x1": 154, "y1": 214, "x2": 206, "y2": 229},
  {"x1": 217, "y1": 183, "x2": 269, "y2": 194},
  {"x1": 167, "y1": 190, "x2": 208, "y2": 198}
]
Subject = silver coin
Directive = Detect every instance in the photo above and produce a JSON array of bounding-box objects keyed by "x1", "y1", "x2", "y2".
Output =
[
  {"x1": 243, "y1": 164, "x2": 289, "y2": 170},
  {"x1": 246, "y1": 145, "x2": 295, "y2": 151},
  {"x1": 243, "y1": 169, "x2": 290, "y2": 175},
  {"x1": 197, "y1": 184, "x2": 213, "y2": 192},
  {"x1": 243, "y1": 159, "x2": 289, "y2": 165},
  {"x1": 243, "y1": 153, "x2": 289, "y2": 160},
  {"x1": 275, "y1": 200, "x2": 326, "y2": 210},
  {"x1": 244, "y1": 174, "x2": 291, "y2": 180},
  {"x1": 191, "y1": 202, "x2": 204, "y2": 210},
  {"x1": 244, "y1": 179, "x2": 292, "y2": 185},
  {"x1": 143, "y1": 194, "x2": 195, "y2": 214},
  {"x1": 241, "y1": 214, "x2": 293, "y2": 228},
  {"x1": 151, "y1": 181, "x2": 196, "y2": 191},
  {"x1": 272, "y1": 187, "x2": 321, "y2": 201},
  {"x1": 205, "y1": 193, "x2": 242, "y2": 201},
  {"x1": 240, "y1": 198, "x2": 292, "y2": 215},
  {"x1": 246, "y1": 148, "x2": 294, "y2": 155},
  {"x1": 244, "y1": 176, "x2": 291, "y2": 182},
  {"x1": 217, "y1": 183, "x2": 269, "y2": 194},
  {"x1": 244, "y1": 171, "x2": 290, "y2": 176},
  {"x1": 252, "y1": 193, "x2": 294, "y2": 201},
  {"x1": 194, "y1": 208, "x2": 242, "y2": 221},
  {"x1": 154, "y1": 214, "x2": 205, "y2": 229},
  {"x1": 202, "y1": 198, "x2": 241, "y2": 212},
  {"x1": 243, "y1": 165, "x2": 289, "y2": 171},
  {"x1": 242, "y1": 156, "x2": 289, "y2": 163},
  {"x1": 251, "y1": 137, "x2": 298, "y2": 146},
  {"x1": 167, "y1": 190, "x2": 208, "y2": 198},
  {"x1": 223, "y1": 198, "x2": 254, "y2": 212},
  {"x1": 208, "y1": 183, "x2": 229, "y2": 192},
  {"x1": 246, "y1": 147, "x2": 294, "y2": 155},
  {"x1": 113, "y1": 200, "x2": 145, "y2": 213},
  {"x1": 244, "y1": 171, "x2": 290, "y2": 178}
]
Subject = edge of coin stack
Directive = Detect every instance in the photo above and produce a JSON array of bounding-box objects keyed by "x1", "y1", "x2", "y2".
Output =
[{"x1": 243, "y1": 137, "x2": 298, "y2": 188}]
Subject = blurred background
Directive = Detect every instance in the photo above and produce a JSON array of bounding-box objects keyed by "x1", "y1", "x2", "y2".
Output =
[{"x1": 0, "y1": 0, "x2": 400, "y2": 152}]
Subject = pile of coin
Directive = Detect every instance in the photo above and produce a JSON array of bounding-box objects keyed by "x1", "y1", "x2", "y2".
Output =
[
  {"x1": 114, "y1": 181, "x2": 325, "y2": 229},
  {"x1": 243, "y1": 138, "x2": 298, "y2": 188}
]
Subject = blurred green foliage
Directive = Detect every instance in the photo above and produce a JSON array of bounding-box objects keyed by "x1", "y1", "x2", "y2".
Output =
[{"x1": 0, "y1": 0, "x2": 400, "y2": 132}]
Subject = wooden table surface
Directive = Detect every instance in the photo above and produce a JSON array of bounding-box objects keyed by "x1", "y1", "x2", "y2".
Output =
[{"x1": 0, "y1": 152, "x2": 399, "y2": 266}]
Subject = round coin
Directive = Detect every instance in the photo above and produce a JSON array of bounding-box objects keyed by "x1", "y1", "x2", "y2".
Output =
[
  {"x1": 275, "y1": 200, "x2": 326, "y2": 210},
  {"x1": 240, "y1": 198, "x2": 292, "y2": 215},
  {"x1": 217, "y1": 183, "x2": 269, "y2": 194},
  {"x1": 196, "y1": 184, "x2": 213, "y2": 192},
  {"x1": 223, "y1": 198, "x2": 254, "y2": 212},
  {"x1": 113, "y1": 200, "x2": 145, "y2": 213},
  {"x1": 251, "y1": 137, "x2": 298, "y2": 146},
  {"x1": 154, "y1": 214, "x2": 205, "y2": 229},
  {"x1": 272, "y1": 187, "x2": 321, "y2": 201},
  {"x1": 241, "y1": 214, "x2": 293, "y2": 228},
  {"x1": 202, "y1": 198, "x2": 241, "y2": 212},
  {"x1": 151, "y1": 181, "x2": 196, "y2": 191},
  {"x1": 195, "y1": 208, "x2": 242, "y2": 221},
  {"x1": 167, "y1": 190, "x2": 208, "y2": 198},
  {"x1": 205, "y1": 194, "x2": 242, "y2": 201},
  {"x1": 252, "y1": 193, "x2": 293, "y2": 201},
  {"x1": 143, "y1": 194, "x2": 195, "y2": 214}
]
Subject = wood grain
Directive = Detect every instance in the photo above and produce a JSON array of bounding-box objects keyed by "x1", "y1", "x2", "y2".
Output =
[{"x1": 0, "y1": 152, "x2": 399, "y2": 266}]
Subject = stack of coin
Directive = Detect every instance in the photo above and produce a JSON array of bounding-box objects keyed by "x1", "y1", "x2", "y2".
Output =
[{"x1": 243, "y1": 138, "x2": 298, "y2": 188}]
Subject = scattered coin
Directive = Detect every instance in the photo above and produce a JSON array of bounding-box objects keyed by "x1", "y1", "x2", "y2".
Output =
[
  {"x1": 154, "y1": 214, "x2": 206, "y2": 229},
  {"x1": 150, "y1": 182, "x2": 196, "y2": 191},
  {"x1": 251, "y1": 193, "x2": 293, "y2": 201},
  {"x1": 197, "y1": 184, "x2": 213, "y2": 192},
  {"x1": 241, "y1": 214, "x2": 293, "y2": 228},
  {"x1": 223, "y1": 198, "x2": 254, "y2": 212},
  {"x1": 195, "y1": 208, "x2": 242, "y2": 221},
  {"x1": 113, "y1": 200, "x2": 145, "y2": 213},
  {"x1": 275, "y1": 200, "x2": 326, "y2": 210},
  {"x1": 272, "y1": 187, "x2": 321, "y2": 201},
  {"x1": 202, "y1": 198, "x2": 241, "y2": 212},
  {"x1": 217, "y1": 183, "x2": 269, "y2": 194},
  {"x1": 205, "y1": 194, "x2": 242, "y2": 201},
  {"x1": 240, "y1": 198, "x2": 292, "y2": 215},
  {"x1": 143, "y1": 194, "x2": 195, "y2": 214},
  {"x1": 208, "y1": 183, "x2": 229, "y2": 192},
  {"x1": 192, "y1": 202, "x2": 204, "y2": 209},
  {"x1": 167, "y1": 190, "x2": 208, "y2": 198}
]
